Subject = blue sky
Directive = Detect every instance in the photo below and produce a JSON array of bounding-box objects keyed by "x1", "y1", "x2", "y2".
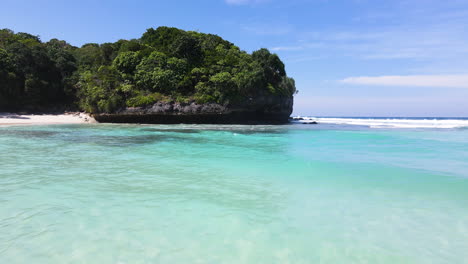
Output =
[{"x1": 2, "y1": 0, "x2": 468, "y2": 116}]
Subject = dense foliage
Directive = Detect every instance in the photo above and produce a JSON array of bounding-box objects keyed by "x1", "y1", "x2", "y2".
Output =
[{"x1": 0, "y1": 27, "x2": 296, "y2": 112}]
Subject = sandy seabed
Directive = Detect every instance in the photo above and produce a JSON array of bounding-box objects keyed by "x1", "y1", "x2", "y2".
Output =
[{"x1": 0, "y1": 112, "x2": 96, "y2": 125}]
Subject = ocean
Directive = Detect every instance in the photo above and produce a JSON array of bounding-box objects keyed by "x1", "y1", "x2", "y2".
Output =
[{"x1": 1, "y1": 118, "x2": 467, "y2": 263}]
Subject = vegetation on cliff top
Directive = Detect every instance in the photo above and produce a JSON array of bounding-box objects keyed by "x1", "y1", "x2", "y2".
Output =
[{"x1": 0, "y1": 27, "x2": 296, "y2": 113}]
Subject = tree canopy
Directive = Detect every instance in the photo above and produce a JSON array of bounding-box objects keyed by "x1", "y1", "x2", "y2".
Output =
[{"x1": 0, "y1": 27, "x2": 296, "y2": 112}]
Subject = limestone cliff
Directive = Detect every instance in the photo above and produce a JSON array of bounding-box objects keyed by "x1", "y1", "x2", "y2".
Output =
[{"x1": 93, "y1": 95, "x2": 293, "y2": 124}]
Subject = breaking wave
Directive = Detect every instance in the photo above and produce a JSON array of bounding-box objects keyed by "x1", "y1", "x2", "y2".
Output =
[{"x1": 292, "y1": 117, "x2": 468, "y2": 129}]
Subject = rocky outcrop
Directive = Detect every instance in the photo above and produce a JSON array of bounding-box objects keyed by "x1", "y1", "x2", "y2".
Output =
[{"x1": 93, "y1": 95, "x2": 293, "y2": 124}]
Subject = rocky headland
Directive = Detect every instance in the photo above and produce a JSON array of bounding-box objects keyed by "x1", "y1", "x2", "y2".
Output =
[{"x1": 94, "y1": 95, "x2": 293, "y2": 124}]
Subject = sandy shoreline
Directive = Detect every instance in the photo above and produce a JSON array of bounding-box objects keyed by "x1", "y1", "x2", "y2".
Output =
[{"x1": 0, "y1": 112, "x2": 96, "y2": 126}]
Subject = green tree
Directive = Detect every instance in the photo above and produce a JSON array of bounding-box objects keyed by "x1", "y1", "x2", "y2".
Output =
[
  {"x1": 0, "y1": 26, "x2": 296, "y2": 112},
  {"x1": 74, "y1": 43, "x2": 103, "y2": 70},
  {"x1": 170, "y1": 34, "x2": 202, "y2": 65},
  {"x1": 113, "y1": 51, "x2": 141, "y2": 75},
  {"x1": 252, "y1": 48, "x2": 286, "y2": 88}
]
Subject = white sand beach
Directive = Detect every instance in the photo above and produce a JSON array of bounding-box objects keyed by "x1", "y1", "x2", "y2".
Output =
[{"x1": 0, "y1": 112, "x2": 96, "y2": 125}]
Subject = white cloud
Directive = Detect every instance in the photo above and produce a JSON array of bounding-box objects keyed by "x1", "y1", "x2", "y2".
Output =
[
  {"x1": 341, "y1": 74, "x2": 468, "y2": 88},
  {"x1": 297, "y1": 24, "x2": 468, "y2": 60},
  {"x1": 271, "y1": 3, "x2": 468, "y2": 65}
]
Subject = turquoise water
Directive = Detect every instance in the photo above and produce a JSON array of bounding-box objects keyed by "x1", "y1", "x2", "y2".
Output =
[{"x1": 1, "y1": 123, "x2": 468, "y2": 263}]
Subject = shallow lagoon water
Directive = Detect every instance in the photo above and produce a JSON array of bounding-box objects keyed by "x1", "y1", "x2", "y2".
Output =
[{"x1": 1, "y1": 123, "x2": 468, "y2": 263}]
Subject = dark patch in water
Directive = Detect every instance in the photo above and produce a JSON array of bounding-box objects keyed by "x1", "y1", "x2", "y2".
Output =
[
  {"x1": 228, "y1": 129, "x2": 286, "y2": 135},
  {"x1": 72, "y1": 134, "x2": 203, "y2": 147},
  {"x1": 0, "y1": 130, "x2": 60, "y2": 138},
  {"x1": 140, "y1": 128, "x2": 200, "y2": 134},
  {"x1": 140, "y1": 127, "x2": 289, "y2": 136}
]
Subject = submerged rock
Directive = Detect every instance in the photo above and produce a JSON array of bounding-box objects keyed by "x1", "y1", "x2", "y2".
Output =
[{"x1": 291, "y1": 117, "x2": 304, "y2": 120}]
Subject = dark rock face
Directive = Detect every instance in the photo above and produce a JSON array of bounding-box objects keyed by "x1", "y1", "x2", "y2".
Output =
[
  {"x1": 94, "y1": 95, "x2": 293, "y2": 124},
  {"x1": 302, "y1": 121, "x2": 318, "y2": 124}
]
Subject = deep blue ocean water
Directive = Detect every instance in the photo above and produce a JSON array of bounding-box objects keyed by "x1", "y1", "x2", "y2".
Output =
[{"x1": 1, "y1": 119, "x2": 467, "y2": 263}]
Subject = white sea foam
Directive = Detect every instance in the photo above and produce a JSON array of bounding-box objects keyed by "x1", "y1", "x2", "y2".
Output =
[{"x1": 292, "y1": 117, "x2": 468, "y2": 128}]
